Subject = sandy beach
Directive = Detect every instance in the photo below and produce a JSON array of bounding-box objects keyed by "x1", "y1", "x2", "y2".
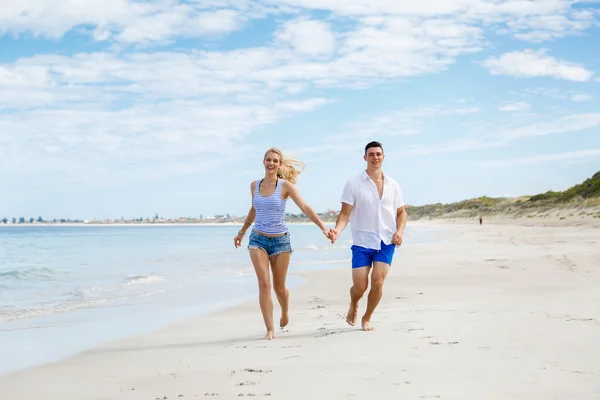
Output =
[{"x1": 1, "y1": 221, "x2": 599, "y2": 399}]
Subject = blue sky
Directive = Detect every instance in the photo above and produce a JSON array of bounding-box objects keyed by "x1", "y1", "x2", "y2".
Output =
[{"x1": 1, "y1": 0, "x2": 599, "y2": 220}]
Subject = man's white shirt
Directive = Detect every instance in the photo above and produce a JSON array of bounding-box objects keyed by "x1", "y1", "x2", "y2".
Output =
[{"x1": 340, "y1": 170, "x2": 405, "y2": 250}]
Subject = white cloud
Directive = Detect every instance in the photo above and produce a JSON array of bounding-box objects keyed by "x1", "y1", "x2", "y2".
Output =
[
  {"x1": 1, "y1": 0, "x2": 599, "y2": 189},
  {"x1": 276, "y1": 98, "x2": 331, "y2": 111},
  {"x1": 475, "y1": 149, "x2": 600, "y2": 168},
  {"x1": 275, "y1": 18, "x2": 336, "y2": 57},
  {"x1": 523, "y1": 87, "x2": 594, "y2": 102},
  {"x1": 1, "y1": 0, "x2": 597, "y2": 47},
  {"x1": 482, "y1": 49, "x2": 595, "y2": 81},
  {"x1": 499, "y1": 102, "x2": 531, "y2": 112},
  {"x1": 452, "y1": 107, "x2": 481, "y2": 114},
  {"x1": 0, "y1": 95, "x2": 330, "y2": 182},
  {"x1": 572, "y1": 94, "x2": 593, "y2": 102},
  {"x1": 502, "y1": 113, "x2": 600, "y2": 140},
  {"x1": 0, "y1": 0, "x2": 257, "y2": 44},
  {"x1": 307, "y1": 105, "x2": 482, "y2": 150},
  {"x1": 403, "y1": 112, "x2": 600, "y2": 156},
  {"x1": 505, "y1": 9, "x2": 598, "y2": 42}
]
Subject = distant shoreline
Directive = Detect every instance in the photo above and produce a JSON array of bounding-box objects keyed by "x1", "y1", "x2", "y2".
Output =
[{"x1": 0, "y1": 222, "x2": 323, "y2": 227}]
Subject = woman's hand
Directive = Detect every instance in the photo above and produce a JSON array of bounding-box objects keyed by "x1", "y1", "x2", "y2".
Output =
[
  {"x1": 234, "y1": 233, "x2": 244, "y2": 248},
  {"x1": 322, "y1": 228, "x2": 335, "y2": 244}
]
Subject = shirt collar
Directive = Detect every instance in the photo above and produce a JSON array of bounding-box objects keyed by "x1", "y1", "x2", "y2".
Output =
[{"x1": 362, "y1": 170, "x2": 386, "y2": 183}]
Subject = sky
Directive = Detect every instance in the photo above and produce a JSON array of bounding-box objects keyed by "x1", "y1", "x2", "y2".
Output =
[{"x1": 1, "y1": 0, "x2": 599, "y2": 220}]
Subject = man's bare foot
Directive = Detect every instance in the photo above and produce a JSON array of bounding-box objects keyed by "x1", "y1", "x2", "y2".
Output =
[
  {"x1": 280, "y1": 312, "x2": 289, "y2": 328},
  {"x1": 361, "y1": 317, "x2": 375, "y2": 331},
  {"x1": 346, "y1": 303, "x2": 358, "y2": 326},
  {"x1": 264, "y1": 330, "x2": 275, "y2": 340}
]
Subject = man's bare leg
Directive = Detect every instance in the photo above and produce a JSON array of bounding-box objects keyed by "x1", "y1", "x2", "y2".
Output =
[
  {"x1": 362, "y1": 261, "x2": 390, "y2": 331},
  {"x1": 250, "y1": 249, "x2": 275, "y2": 339},
  {"x1": 347, "y1": 266, "x2": 370, "y2": 326},
  {"x1": 270, "y1": 251, "x2": 291, "y2": 328}
]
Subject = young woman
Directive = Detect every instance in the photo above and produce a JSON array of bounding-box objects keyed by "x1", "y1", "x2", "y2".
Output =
[{"x1": 234, "y1": 147, "x2": 331, "y2": 340}]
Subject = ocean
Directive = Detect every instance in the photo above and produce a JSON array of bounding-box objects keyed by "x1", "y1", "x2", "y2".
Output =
[{"x1": 0, "y1": 223, "x2": 438, "y2": 374}]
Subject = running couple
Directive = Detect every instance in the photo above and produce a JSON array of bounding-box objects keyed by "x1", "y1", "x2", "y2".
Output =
[{"x1": 233, "y1": 141, "x2": 407, "y2": 339}]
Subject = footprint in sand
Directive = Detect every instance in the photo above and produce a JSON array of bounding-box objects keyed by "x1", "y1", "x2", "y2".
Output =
[
  {"x1": 309, "y1": 296, "x2": 324, "y2": 304},
  {"x1": 429, "y1": 341, "x2": 459, "y2": 345},
  {"x1": 237, "y1": 381, "x2": 257, "y2": 386},
  {"x1": 243, "y1": 368, "x2": 272, "y2": 373},
  {"x1": 315, "y1": 330, "x2": 338, "y2": 338}
]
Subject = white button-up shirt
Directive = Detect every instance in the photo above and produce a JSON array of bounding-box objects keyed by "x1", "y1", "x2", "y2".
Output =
[{"x1": 340, "y1": 170, "x2": 405, "y2": 250}]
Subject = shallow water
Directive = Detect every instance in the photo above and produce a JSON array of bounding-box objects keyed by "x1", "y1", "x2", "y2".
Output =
[{"x1": 0, "y1": 223, "x2": 439, "y2": 374}]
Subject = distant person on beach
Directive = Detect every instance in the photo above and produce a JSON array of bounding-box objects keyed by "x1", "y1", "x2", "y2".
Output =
[
  {"x1": 329, "y1": 141, "x2": 407, "y2": 331},
  {"x1": 234, "y1": 147, "x2": 333, "y2": 340},
  {"x1": 479, "y1": 216, "x2": 483, "y2": 225}
]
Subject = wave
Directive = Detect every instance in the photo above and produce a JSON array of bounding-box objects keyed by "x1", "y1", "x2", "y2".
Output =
[
  {"x1": 300, "y1": 240, "x2": 353, "y2": 252},
  {"x1": 0, "y1": 286, "x2": 176, "y2": 322},
  {"x1": 123, "y1": 275, "x2": 164, "y2": 285},
  {"x1": 0, "y1": 268, "x2": 54, "y2": 280}
]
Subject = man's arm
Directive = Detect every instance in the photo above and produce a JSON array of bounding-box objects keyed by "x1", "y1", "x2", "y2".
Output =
[
  {"x1": 396, "y1": 205, "x2": 407, "y2": 234},
  {"x1": 334, "y1": 202, "x2": 353, "y2": 233},
  {"x1": 332, "y1": 202, "x2": 353, "y2": 240},
  {"x1": 391, "y1": 206, "x2": 407, "y2": 245}
]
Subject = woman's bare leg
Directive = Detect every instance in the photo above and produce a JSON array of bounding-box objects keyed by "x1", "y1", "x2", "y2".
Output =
[{"x1": 250, "y1": 248, "x2": 275, "y2": 339}]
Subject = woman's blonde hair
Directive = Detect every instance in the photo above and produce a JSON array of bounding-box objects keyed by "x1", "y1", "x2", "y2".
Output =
[{"x1": 264, "y1": 147, "x2": 305, "y2": 184}]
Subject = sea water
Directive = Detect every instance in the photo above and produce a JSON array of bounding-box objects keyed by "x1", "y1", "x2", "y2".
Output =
[{"x1": 0, "y1": 224, "x2": 438, "y2": 374}]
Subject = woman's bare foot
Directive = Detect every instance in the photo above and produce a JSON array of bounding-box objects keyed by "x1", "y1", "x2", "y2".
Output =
[
  {"x1": 277, "y1": 289, "x2": 290, "y2": 328},
  {"x1": 361, "y1": 316, "x2": 375, "y2": 331},
  {"x1": 346, "y1": 303, "x2": 358, "y2": 326},
  {"x1": 280, "y1": 312, "x2": 289, "y2": 328},
  {"x1": 264, "y1": 330, "x2": 275, "y2": 340}
]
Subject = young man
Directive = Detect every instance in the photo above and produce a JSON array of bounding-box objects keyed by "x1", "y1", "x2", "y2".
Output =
[{"x1": 330, "y1": 141, "x2": 407, "y2": 331}]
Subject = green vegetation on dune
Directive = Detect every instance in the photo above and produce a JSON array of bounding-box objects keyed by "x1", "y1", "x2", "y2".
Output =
[
  {"x1": 407, "y1": 171, "x2": 600, "y2": 220},
  {"x1": 528, "y1": 171, "x2": 600, "y2": 203}
]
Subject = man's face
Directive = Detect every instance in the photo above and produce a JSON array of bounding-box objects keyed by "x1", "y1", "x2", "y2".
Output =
[{"x1": 364, "y1": 146, "x2": 384, "y2": 168}]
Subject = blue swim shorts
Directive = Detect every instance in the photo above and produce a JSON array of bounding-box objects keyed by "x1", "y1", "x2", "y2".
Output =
[
  {"x1": 351, "y1": 241, "x2": 396, "y2": 268},
  {"x1": 248, "y1": 230, "x2": 292, "y2": 257}
]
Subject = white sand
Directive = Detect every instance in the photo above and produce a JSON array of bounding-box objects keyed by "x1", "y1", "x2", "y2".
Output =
[{"x1": 1, "y1": 222, "x2": 599, "y2": 399}]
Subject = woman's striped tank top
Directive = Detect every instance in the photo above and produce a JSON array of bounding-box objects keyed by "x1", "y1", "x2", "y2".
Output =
[{"x1": 253, "y1": 178, "x2": 288, "y2": 235}]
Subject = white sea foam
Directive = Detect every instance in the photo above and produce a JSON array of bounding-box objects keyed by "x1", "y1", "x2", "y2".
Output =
[{"x1": 123, "y1": 275, "x2": 164, "y2": 285}]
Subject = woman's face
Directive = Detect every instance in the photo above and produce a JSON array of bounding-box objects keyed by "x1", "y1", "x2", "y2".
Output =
[{"x1": 263, "y1": 152, "x2": 281, "y2": 175}]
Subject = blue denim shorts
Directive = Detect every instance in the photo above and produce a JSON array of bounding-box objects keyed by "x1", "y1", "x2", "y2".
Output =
[
  {"x1": 351, "y1": 241, "x2": 396, "y2": 268},
  {"x1": 248, "y1": 230, "x2": 292, "y2": 257}
]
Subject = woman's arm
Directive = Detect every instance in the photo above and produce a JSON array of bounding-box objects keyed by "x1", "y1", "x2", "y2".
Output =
[
  {"x1": 234, "y1": 182, "x2": 257, "y2": 248},
  {"x1": 284, "y1": 181, "x2": 328, "y2": 234}
]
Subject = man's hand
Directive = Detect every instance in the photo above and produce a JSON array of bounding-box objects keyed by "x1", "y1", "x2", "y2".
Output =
[
  {"x1": 391, "y1": 231, "x2": 403, "y2": 246},
  {"x1": 328, "y1": 228, "x2": 339, "y2": 244}
]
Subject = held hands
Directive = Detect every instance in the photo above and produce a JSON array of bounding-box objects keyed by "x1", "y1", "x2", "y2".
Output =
[
  {"x1": 326, "y1": 228, "x2": 339, "y2": 244},
  {"x1": 321, "y1": 228, "x2": 338, "y2": 244}
]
